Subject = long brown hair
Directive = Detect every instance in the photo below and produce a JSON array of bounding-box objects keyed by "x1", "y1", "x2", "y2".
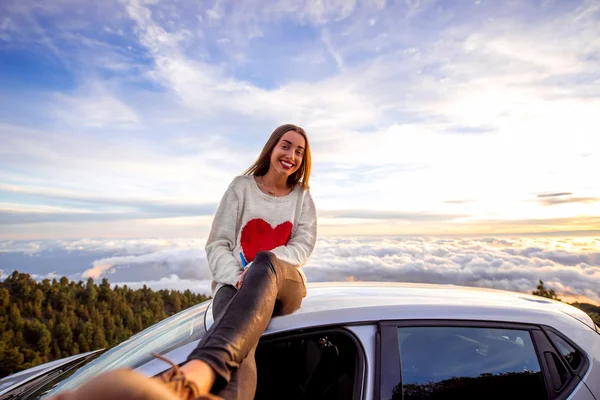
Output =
[{"x1": 244, "y1": 124, "x2": 311, "y2": 189}]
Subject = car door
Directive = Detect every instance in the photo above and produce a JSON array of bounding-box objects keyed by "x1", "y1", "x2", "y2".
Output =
[{"x1": 376, "y1": 320, "x2": 592, "y2": 400}]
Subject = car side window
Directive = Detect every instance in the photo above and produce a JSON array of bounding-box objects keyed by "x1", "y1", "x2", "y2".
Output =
[
  {"x1": 546, "y1": 331, "x2": 582, "y2": 371},
  {"x1": 254, "y1": 329, "x2": 363, "y2": 400},
  {"x1": 395, "y1": 326, "x2": 547, "y2": 400}
]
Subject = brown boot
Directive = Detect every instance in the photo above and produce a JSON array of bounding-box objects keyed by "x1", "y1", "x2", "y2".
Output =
[
  {"x1": 153, "y1": 353, "x2": 223, "y2": 400},
  {"x1": 48, "y1": 369, "x2": 182, "y2": 400}
]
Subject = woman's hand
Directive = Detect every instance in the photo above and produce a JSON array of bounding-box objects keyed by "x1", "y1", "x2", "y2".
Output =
[{"x1": 236, "y1": 268, "x2": 249, "y2": 289}]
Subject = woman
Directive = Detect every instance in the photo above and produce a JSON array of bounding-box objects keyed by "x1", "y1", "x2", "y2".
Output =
[{"x1": 51, "y1": 124, "x2": 317, "y2": 400}]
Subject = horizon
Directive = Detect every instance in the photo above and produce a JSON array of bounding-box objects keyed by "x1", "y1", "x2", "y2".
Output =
[{"x1": 2, "y1": 235, "x2": 600, "y2": 306}]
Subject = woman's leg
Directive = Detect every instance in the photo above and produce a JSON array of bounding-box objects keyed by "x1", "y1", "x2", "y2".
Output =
[
  {"x1": 186, "y1": 251, "x2": 306, "y2": 394},
  {"x1": 48, "y1": 252, "x2": 304, "y2": 400},
  {"x1": 214, "y1": 346, "x2": 257, "y2": 400},
  {"x1": 211, "y1": 286, "x2": 257, "y2": 400}
]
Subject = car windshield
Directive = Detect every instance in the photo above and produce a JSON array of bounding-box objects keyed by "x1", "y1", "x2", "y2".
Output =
[{"x1": 43, "y1": 299, "x2": 211, "y2": 398}]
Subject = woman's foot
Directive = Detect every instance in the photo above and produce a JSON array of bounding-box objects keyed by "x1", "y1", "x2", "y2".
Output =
[
  {"x1": 154, "y1": 355, "x2": 217, "y2": 399},
  {"x1": 47, "y1": 356, "x2": 219, "y2": 400},
  {"x1": 47, "y1": 369, "x2": 181, "y2": 400},
  {"x1": 177, "y1": 359, "x2": 217, "y2": 394}
]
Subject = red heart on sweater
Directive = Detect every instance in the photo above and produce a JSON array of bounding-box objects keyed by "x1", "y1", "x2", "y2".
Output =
[{"x1": 240, "y1": 219, "x2": 293, "y2": 263}]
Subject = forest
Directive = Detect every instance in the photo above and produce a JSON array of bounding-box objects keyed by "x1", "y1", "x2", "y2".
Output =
[{"x1": 0, "y1": 271, "x2": 209, "y2": 377}]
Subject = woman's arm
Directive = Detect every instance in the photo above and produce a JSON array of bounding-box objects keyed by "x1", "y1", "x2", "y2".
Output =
[
  {"x1": 270, "y1": 191, "x2": 317, "y2": 267},
  {"x1": 205, "y1": 185, "x2": 243, "y2": 287}
]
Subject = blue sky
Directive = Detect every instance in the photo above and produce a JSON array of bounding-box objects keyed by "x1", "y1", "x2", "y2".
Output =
[{"x1": 1, "y1": 0, "x2": 600, "y2": 239}]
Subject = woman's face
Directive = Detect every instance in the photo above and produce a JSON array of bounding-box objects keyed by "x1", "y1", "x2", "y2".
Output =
[{"x1": 269, "y1": 130, "x2": 305, "y2": 177}]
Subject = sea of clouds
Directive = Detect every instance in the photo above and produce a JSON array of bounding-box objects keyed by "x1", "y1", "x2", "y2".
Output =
[{"x1": 1, "y1": 236, "x2": 599, "y2": 303}]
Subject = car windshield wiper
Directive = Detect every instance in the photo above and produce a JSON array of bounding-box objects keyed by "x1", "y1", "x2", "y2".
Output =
[{"x1": 0, "y1": 353, "x2": 101, "y2": 400}]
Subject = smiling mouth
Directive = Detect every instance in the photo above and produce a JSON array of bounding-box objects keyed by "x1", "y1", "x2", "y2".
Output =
[{"x1": 280, "y1": 160, "x2": 294, "y2": 169}]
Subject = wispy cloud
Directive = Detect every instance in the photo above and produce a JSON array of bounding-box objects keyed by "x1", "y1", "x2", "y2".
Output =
[
  {"x1": 54, "y1": 92, "x2": 140, "y2": 128},
  {"x1": 0, "y1": 184, "x2": 217, "y2": 224},
  {"x1": 538, "y1": 193, "x2": 574, "y2": 198},
  {"x1": 320, "y1": 209, "x2": 465, "y2": 222},
  {"x1": 321, "y1": 28, "x2": 344, "y2": 71},
  {"x1": 537, "y1": 192, "x2": 600, "y2": 206}
]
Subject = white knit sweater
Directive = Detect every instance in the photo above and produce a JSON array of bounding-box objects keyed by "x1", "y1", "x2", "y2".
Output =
[{"x1": 205, "y1": 175, "x2": 317, "y2": 297}]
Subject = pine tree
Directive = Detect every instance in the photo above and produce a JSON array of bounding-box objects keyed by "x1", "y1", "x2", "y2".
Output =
[
  {"x1": 93, "y1": 326, "x2": 108, "y2": 349},
  {"x1": 78, "y1": 333, "x2": 90, "y2": 353},
  {"x1": 9, "y1": 303, "x2": 24, "y2": 330},
  {"x1": 0, "y1": 288, "x2": 10, "y2": 309},
  {"x1": 532, "y1": 280, "x2": 561, "y2": 301},
  {"x1": 54, "y1": 323, "x2": 73, "y2": 354}
]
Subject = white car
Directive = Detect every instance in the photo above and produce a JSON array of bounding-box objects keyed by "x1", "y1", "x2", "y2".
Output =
[{"x1": 2, "y1": 282, "x2": 599, "y2": 400}]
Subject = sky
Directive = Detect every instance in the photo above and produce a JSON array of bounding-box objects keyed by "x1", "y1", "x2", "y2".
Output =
[
  {"x1": 1, "y1": 1, "x2": 600, "y2": 303},
  {"x1": 0, "y1": 0, "x2": 599, "y2": 239}
]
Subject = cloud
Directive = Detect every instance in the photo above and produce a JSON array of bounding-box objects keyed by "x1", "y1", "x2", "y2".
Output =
[
  {"x1": 302, "y1": 236, "x2": 600, "y2": 304},
  {"x1": 3, "y1": 236, "x2": 600, "y2": 303},
  {"x1": 443, "y1": 200, "x2": 473, "y2": 204},
  {"x1": 119, "y1": 0, "x2": 404, "y2": 130},
  {"x1": 110, "y1": 275, "x2": 213, "y2": 295},
  {"x1": 0, "y1": 237, "x2": 206, "y2": 255},
  {"x1": 536, "y1": 192, "x2": 600, "y2": 206},
  {"x1": 206, "y1": 9, "x2": 222, "y2": 23},
  {"x1": 0, "y1": 123, "x2": 242, "y2": 207},
  {"x1": 81, "y1": 264, "x2": 113, "y2": 279},
  {"x1": 321, "y1": 28, "x2": 344, "y2": 71},
  {"x1": 320, "y1": 209, "x2": 465, "y2": 222},
  {"x1": 54, "y1": 92, "x2": 140, "y2": 128},
  {"x1": 444, "y1": 125, "x2": 497, "y2": 135},
  {"x1": 538, "y1": 193, "x2": 573, "y2": 198},
  {"x1": 81, "y1": 247, "x2": 212, "y2": 282},
  {"x1": 0, "y1": 184, "x2": 217, "y2": 224}
]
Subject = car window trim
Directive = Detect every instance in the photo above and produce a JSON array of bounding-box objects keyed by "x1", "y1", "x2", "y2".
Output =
[
  {"x1": 257, "y1": 326, "x2": 367, "y2": 400},
  {"x1": 540, "y1": 325, "x2": 590, "y2": 378},
  {"x1": 531, "y1": 329, "x2": 588, "y2": 400},
  {"x1": 377, "y1": 319, "x2": 550, "y2": 400}
]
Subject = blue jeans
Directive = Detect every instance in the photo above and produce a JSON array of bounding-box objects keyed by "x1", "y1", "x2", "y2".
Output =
[{"x1": 187, "y1": 251, "x2": 306, "y2": 399}]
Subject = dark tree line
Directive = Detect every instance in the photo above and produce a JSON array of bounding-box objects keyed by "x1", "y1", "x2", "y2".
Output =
[
  {"x1": 532, "y1": 280, "x2": 600, "y2": 326},
  {"x1": 0, "y1": 271, "x2": 209, "y2": 378},
  {"x1": 394, "y1": 371, "x2": 545, "y2": 399}
]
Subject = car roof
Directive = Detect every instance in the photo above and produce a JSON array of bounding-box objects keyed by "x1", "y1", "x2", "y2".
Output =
[{"x1": 207, "y1": 282, "x2": 595, "y2": 335}]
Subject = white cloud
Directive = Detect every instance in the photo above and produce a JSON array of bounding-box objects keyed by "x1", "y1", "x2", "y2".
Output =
[
  {"x1": 82, "y1": 246, "x2": 212, "y2": 282},
  {"x1": 321, "y1": 28, "x2": 344, "y2": 71},
  {"x1": 36, "y1": 271, "x2": 63, "y2": 280},
  {"x1": 53, "y1": 92, "x2": 140, "y2": 128},
  {"x1": 303, "y1": 236, "x2": 600, "y2": 304},
  {"x1": 121, "y1": 0, "x2": 391, "y2": 129},
  {"x1": 206, "y1": 9, "x2": 221, "y2": 22},
  {"x1": 0, "y1": 123, "x2": 243, "y2": 206},
  {"x1": 4, "y1": 237, "x2": 206, "y2": 255},
  {"x1": 82, "y1": 264, "x2": 115, "y2": 279},
  {"x1": 221, "y1": 0, "x2": 361, "y2": 27},
  {"x1": 3, "y1": 236, "x2": 600, "y2": 304},
  {"x1": 111, "y1": 275, "x2": 213, "y2": 295}
]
